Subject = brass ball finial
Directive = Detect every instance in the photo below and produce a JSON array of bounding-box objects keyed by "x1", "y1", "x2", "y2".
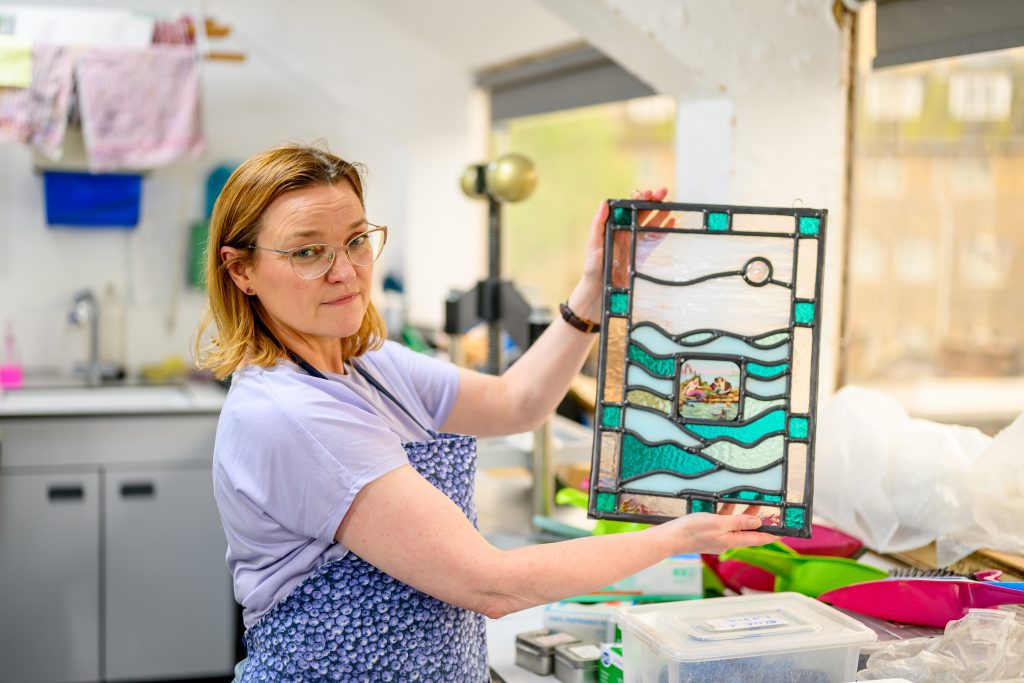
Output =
[
  {"x1": 459, "y1": 163, "x2": 487, "y2": 198},
  {"x1": 484, "y1": 153, "x2": 537, "y2": 203}
]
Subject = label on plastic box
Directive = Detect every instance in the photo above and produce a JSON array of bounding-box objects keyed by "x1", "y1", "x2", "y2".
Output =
[{"x1": 704, "y1": 613, "x2": 789, "y2": 632}]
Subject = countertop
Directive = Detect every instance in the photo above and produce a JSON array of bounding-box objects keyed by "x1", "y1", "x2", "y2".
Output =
[{"x1": 0, "y1": 379, "x2": 227, "y2": 417}]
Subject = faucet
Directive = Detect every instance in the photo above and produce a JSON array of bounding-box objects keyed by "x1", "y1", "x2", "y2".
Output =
[{"x1": 68, "y1": 288, "x2": 103, "y2": 386}]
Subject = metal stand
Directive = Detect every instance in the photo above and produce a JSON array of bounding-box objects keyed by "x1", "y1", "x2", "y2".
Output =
[
  {"x1": 450, "y1": 155, "x2": 557, "y2": 528},
  {"x1": 445, "y1": 194, "x2": 551, "y2": 373}
]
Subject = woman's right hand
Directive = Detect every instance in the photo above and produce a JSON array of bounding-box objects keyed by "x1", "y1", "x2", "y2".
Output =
[{"x1": 652, "y1": 504, "x2": 776, "y2": 555}]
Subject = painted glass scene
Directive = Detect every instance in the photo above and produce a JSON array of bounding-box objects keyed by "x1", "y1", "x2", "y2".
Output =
[
  {"x1": 589, "y1": 200, "x2": 827, "y2": 537},
  {"x1": 678, "y1": 358, "x2": 740, "y2": 421}
]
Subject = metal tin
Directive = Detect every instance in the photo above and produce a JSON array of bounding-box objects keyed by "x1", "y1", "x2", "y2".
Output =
[
  {"x1": 515, "y1": 629, "x2": 580, "y2": 675},
  {"x1": 553, "y1": 642, "x2": 602, "y2": 683}
]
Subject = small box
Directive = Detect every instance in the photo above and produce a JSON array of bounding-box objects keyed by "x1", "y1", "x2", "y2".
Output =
[
  {"x1": 554, "y1": 642, "x2": 603, "y2": 683},
  {"x1": 615, "y1": 592, "x2": 876, "y2": 683},
  {"x1": 543, "y1": 602, "x2": 622, "y2": 643},
  {"x1": 598, "y1": 644, "x2": 624, "y2": 683},
  {"x1": 599, "y1": 554, "x2": 702, "y2": 599},
  {"x1": 515, "y1": 629, "x2": 580, "y2": 675}
]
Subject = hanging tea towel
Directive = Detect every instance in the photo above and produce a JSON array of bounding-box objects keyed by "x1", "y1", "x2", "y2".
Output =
[
  {"x1": 0, "y1": 34, "x2": 32, "y2": 87},
  {"x1": 0, "y1": 43, "x2": 75, "y2": 159},
  {"x1": 76, "y1": 45, "x2": 204, "y2": 171}
]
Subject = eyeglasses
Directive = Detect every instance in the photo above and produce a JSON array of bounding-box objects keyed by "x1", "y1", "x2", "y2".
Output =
[{"x1": 248, "y1": 225, "x2": 388, "y2": 279}]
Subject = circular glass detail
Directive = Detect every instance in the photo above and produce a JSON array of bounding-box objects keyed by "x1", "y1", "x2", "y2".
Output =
[{"x1": 743, "y1": 257, "x2": 773, "y2": 286}]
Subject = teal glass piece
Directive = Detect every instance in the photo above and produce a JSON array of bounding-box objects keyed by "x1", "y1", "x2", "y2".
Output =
[
  {"x1": 794, "y1": 301, "x2": 815, "y2": 325},
  {"x1": 627, "y1": 364, "x2": 674, "y2": 396},
  {"x1": 613, "y1": 207, "x2": 632, "y2": 226},
  {"x1": 784, "y1": 507, "x2": 806, "y2": 528},
  {"x1": 742, "y1": 397, "x2": 787, "y2": 420},
  {"x1": 707, "y1": 212, "x2": 729, "y2": 231},
  {"x1": 798, "y1": 216, "x2": 820, "y2": 235},
  {"x1": 687, "y1": 409, "x2": 786, "y2": 444},
  {"x1": 745, "y1": 375, "x2": 788, "y2": 398},
  {"x1": 620, "y1": 434, "x2": 716, "y2": 479},
  {"x1": 721, "y1": 489, "x2": 783, "y2": 503},
  {"x1": 624, "y1": 464, "x2": 783, "y2": 495},
  {"x1": 756, "y1": 332, "x2": 790, "y2": 346},
  {"x1": 624, "y1": 406, "x2": 703, "y2": 448},
  {"x1": 701, "y1": 435, "x2": 785, "y2": 470},
  {"x1": 677, "y1": 331, "x2": 715, "y2": 344},
  {"x1": 690, "y1": 499, "x2": 715, "y2": 513},
  {"x1": 746, "y1": 361, "x2": 789, "y2": 378},
  {"x1": 602, "y1": 404, "x2": 622, "y2": 429},
  {"x1": 595, "y1": 492, "x2": 617, "y2": 512},
  {"x1": 622, "y1": 473, "x2": 692, "y2": 494},
  {"x1": 632, "y1": 324, "x2": 790, "y2": 363},
  {"x1": 610, "y1": 291, "x2": 629, "y2": 315},
  {"x1": 789, "y1": 415, "x2": 809, "y2": 439},
  {"x1": 628, "y1": 343, "x2": 675, "y2": 377}
]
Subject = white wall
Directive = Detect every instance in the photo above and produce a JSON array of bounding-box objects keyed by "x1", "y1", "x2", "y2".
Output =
[{"x1": 0, "y1": 0, "x2": 501, "y2": 373}]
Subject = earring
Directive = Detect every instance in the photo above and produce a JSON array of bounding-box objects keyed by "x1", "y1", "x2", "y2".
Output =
[{"x1": 245, "y1": 287, "x2": 254, "y2": 295}]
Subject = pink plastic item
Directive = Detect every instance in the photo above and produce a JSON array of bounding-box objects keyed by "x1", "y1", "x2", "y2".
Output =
[
  {"x1": 0, "y1": 364, "x2": 22, "y2": 389},
  {"x1": 818, "y1": 579, "x2": 1024, "y2": 628}
]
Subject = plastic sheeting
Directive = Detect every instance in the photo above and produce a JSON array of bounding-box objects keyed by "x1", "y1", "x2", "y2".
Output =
[
  {"x1": 815, "y1": 386, "x2": 1024, "y2": 566},
  {"x1": 858, "y1": 609, "x2": 1024, "y2": 681}
]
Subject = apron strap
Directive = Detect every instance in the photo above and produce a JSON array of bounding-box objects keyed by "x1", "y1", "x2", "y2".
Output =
[
  {"x1": 289, "y1": 352, "x2": 433, "y2": 436},
  {"x1": 351, "y1": 362, "x2": 432, "y2": 436}
]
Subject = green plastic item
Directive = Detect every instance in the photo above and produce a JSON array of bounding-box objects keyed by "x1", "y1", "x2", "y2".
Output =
[
  {"x1": 531, "y1": 515, "x2": 590, "y2": 539},
  {"x1": 720, "y1": 542, "x2": 888, "y2": 597},
  {"x1": 188, "y1": 220, "x2": 208, "y2": 290},
  {"x1": 555, "y1": 488, "x2": 648, "y2": 535},
  {"x1": 702, "y1": 564, "x2": 725, "y2": 597}
]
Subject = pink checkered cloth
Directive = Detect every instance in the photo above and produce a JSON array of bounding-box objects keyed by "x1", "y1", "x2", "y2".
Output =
[
  {"x1": 0, "y1": 44, "x2": 76, "y2": 160},
  {"x1": 76, "y1": 45, "x2": 204, "y2": 171}
]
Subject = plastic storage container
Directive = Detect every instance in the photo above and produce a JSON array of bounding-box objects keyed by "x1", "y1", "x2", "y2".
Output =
[{"x1": 615, "y1": 592, "x2": 876, "y2": 683}]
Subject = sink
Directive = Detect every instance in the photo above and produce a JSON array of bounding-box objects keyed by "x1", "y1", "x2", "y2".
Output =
[{"x1": 0, "y1": 381, "x2": 226, "y2": 416}]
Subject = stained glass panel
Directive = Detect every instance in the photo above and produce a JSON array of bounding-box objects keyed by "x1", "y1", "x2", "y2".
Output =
[{"x1": 589, "y1": 200, "x2": 826, "y2": 537}]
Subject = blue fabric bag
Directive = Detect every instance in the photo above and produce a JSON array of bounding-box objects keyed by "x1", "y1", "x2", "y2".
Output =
[{"x1": 44, "y1": 171, "x2": 142, "y2": 227}]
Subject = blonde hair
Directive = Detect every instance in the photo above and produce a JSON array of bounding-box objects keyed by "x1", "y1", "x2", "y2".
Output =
[{"x1": 195, "y1": 143, "x2": 386, "y2": 379}]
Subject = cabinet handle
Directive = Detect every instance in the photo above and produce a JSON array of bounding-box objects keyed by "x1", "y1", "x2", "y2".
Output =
[
  {"x1": 47, "y1": 485, "x2": 84, "y2": 501},
  {"x1": 120, "y1": 482, "x2": 156, "y2": 498}
]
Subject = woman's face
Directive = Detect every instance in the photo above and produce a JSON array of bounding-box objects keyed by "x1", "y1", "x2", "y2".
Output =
[{"x1": 241, "y1": 182, "x2": 373, "y2": 346}]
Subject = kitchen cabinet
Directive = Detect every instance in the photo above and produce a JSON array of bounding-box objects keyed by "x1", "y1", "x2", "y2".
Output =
[
  {"x1": 104, "y1": 464, "x2": 233, "y2": 681},
  {"x1": 0, "y1": 471, "x2": 102, "y2": 683},
  {"x1": 0, "y1": 385, "x2": 234, "y2": 683}
]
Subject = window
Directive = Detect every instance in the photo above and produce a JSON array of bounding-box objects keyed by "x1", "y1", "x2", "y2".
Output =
[
  {"x1": 491, "y1": 95, "x2": 676, "y2": 313},
  {"x1": 844, "y1": 13, "x2": 1024, "y2": 432}
]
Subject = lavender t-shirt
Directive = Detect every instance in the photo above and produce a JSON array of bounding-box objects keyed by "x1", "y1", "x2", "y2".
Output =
[{"x1": 212, "y1": 341, "x2": 459, "y2": 628}]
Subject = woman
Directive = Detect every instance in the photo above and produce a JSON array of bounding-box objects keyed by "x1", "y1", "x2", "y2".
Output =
[{"x1": 198, "y1": 143, "x2": 773, "y2": 681}]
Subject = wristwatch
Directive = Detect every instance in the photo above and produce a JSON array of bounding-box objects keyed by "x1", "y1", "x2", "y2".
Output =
[{"x1": 559, "y1": 302, "x2": 600, "y2": 333}]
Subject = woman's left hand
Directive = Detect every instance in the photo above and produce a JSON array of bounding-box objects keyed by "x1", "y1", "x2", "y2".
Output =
[{"x1": 568, "y1": 187, "x2": 674, "y2": 322}]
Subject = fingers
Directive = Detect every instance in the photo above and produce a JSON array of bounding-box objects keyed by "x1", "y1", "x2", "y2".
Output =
[
  {"x1": 630, "y1": 187, "x2": 668, "y2": 202},
  {"x1": 718, "y1": 503, "x2": 736, "y2": 516},
  {"x1": 632, "y1": 187, "x2": 671, "y2": 228},
  {"x1": 587, "y1": 201, "x2": 610, "y2": 250},
  {"x1": 729, "y1": 531, "x2": 777, "y2": 547},
  {"x1": 741, "y1": 504, "x2": 762, "y2": 518}
]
